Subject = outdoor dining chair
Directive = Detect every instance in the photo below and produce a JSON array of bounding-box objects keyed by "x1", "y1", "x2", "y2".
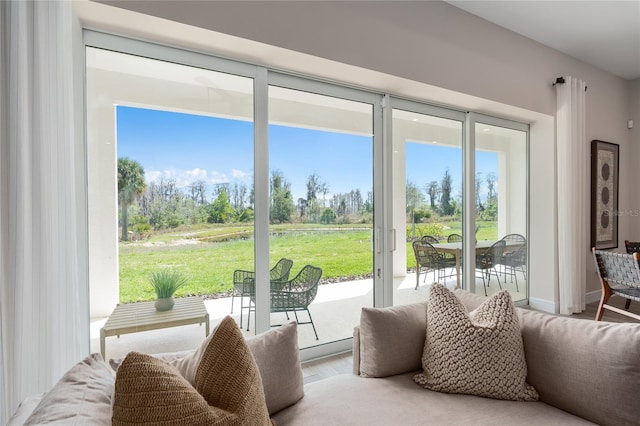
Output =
[
  {"x1": 231, "y1": 258, "x2": 293, "y2": 328},
  {"x1": 475, "y1": 239, "x2": 506, "y2": 296},
  {"x1": 420, "y1": 235, "x2": 440, "y2": 244},
  {"x1": 500, "y1": 233, "x2": 526, "y2": 289},
  {"x1": 247, "y1": 264, "x2": 323, "y2": 339},
  {"x1": 412, "y1": 240, "x2": 449, "y2": 289}
]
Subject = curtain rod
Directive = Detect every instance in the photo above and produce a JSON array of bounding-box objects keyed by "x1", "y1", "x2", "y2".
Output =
[{"x1": 552, "y1": 76, "x2": 588, "y2": 92}]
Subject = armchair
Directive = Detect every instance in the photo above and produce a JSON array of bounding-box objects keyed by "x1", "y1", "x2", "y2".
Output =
[
  {"x1": 232, "y1": 258, "x2": 293, "y2": 328},
  {"x1": 592, "y1": 248, "x2": 640, "y2": 322},
  {"x1": 247, "y1": 265, "x2": 323, "y2": 340}
]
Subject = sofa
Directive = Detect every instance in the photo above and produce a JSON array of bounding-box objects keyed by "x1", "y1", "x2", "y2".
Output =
[{"x1": 9, "y1": 288, "x2": 640, "y2": 425}]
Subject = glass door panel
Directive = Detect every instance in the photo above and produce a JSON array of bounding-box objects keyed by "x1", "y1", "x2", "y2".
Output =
[
  {"x1": 392, "y1": 109, "x2": 463, "y2": 305},
  {"x1": 474, "y1": 122, "x2": 527, "y2": 302},
  {"x1": 268, "y1": 85, "x2": 374, "y2": 349},
  {"x1": 86, "y1": 46, "x2": 256, "y2": 358}
]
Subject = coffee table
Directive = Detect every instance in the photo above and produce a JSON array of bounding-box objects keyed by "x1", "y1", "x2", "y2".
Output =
[{"x1": 100, "y1": 296, "x2": 210, "y2": 359}]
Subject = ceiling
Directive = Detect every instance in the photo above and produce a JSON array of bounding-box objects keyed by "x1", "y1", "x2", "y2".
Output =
[{"x1": 446, "y1": 1, "x2": 640, "y2": 80}]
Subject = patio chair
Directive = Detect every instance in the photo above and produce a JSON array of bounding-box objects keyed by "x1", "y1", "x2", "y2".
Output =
[
  {"x1": 475, "y1": 239, "x2": 506, "y2": 296},
  {"x1": 232, "y1": 258, "x2": 293, "y2": 328},
  {"x1": 248, "y1": 265, "x2": 323, "y2": 339},
  {"x1": 420, "y1": 235, "x2": 440, "y2": 244},
  {"x1": 500, "y1": 233, "x2": 527, "y2": 288},
  {"x1": 592, "y1": 248, "x2": 640, "y2": 322},
  {"x1": 412, "y1": 240, "x2": 448, "y2": 289},
  {"x1": 447, "y1": 234, "x2": 463, "y2": 243}
]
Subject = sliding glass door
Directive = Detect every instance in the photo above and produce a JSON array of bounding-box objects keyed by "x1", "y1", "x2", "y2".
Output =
[
  {"x1": 86, "y1": 43, "x2": 257, "y2": 358},
  {"x1": 390, "y1": 101, "x2": 465, "y2": 306},
  {"x1": 85, "y1": 31, "x2": 529, "y2": 362},
  {"x1": 267, "y1": 80, "x2": 377, "y2": 350},
  {"x1": 473, "y1": 118, "x2": 528, "y2": 302}
]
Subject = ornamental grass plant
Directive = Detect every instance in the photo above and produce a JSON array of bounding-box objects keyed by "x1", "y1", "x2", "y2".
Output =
[{"x1": 149, "y1": 269, "x2": 188, "y2": 299}]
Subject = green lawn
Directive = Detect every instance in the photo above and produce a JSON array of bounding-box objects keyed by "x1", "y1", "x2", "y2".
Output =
[
  {"x1": 119, "y1": 226, "x2": 374, "y2": 303},
  {"x1": 119, "y1": 221, "x2": 497, "y2": 303}
]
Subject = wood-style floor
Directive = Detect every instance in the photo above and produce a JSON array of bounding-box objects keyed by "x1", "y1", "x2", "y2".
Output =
[{"x1": 301, "y1": 296, "x2": 640, "y2": 384}]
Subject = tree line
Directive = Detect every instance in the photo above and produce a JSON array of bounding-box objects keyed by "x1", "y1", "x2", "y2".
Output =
[
  {"x1": 406, "y1": 169, "x2": 498, "y2": 223},
  {"x1": 117, "y1": 158, "x2": 373, "y2": 241}
]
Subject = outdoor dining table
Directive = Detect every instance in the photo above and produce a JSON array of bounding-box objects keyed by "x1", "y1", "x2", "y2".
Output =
[{"x1": 432, "y1": 240, "x2": 522, "y2": 287}]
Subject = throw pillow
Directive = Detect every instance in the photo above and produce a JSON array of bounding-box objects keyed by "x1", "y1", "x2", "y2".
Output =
[
  {"x1": 24, "y1": 353, "x2": 114, "y2": 425},
  {"x1": 109, "y1": 320, "x2": 304, "y2": 416},
  {"x1": 194, "y1": 315, "x2": 272, "y2": 425},
  {"x1": 358, "y1": 302, "x2": 428, "y2": 377},
  {"x1": 112, "y1": 316, "x2": 272, "y2": 425},
  {"x1": 246, "y1": 321, "x2": 304, "y2": 414},
  {"x1": 112, "y1": 352, "x2": 220, "y2": 425},
  {"x1": 413, "y1": 283, "x2": 539, "y2": 401}
]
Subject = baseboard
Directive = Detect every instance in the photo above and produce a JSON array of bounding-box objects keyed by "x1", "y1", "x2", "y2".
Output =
[
  {"x1": 528, "y1": 297, "x2": 558, "y2": 314},
  {"x1": 585, "y1": 289, "x2": 601, "y2": 305},
  {"x1": 529, "y1": 291, "x2": 600, "y2": 314}
]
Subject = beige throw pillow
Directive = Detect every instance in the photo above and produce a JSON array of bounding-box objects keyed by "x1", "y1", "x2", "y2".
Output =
[
  {"x1": 358, "y1": 302, "x2": 428, "y2": 377},
  {"x1": 112, "y1": 352, "x2": 221, "y2": 425},
  {"x1": 194, "y1": 315, "x2": 272, "y2": 425},
  {"x1": 413, "y1": 283, "x2": 538, "y2": 401},
  {"x1": 112, "y1": 316, "x2": 272, "y2": 425},
  {"x1": 246, "y1": 321, "x2": 304, "y2": 414}
]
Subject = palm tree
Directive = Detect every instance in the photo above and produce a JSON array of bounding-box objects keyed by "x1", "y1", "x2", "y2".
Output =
[{"x1": 118, "y1": 157, "x2": 146, "y2": 241}]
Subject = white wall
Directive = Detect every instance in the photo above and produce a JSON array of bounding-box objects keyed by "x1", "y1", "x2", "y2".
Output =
[
  {"x1": 78, "y1": 0, "x2": 633, "y2": 310},
  {"x1": 630, "y1": 79, "x2": 640, "y2": 241}
]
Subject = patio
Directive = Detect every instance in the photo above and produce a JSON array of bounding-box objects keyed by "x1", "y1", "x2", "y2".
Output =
[{"x1": 90, "y1": 271, "x2": 526, "y2": 361}]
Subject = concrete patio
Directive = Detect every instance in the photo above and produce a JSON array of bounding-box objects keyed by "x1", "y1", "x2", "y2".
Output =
[{"x1": 90, "y1": 270, "x2": 526, "y2": 361}]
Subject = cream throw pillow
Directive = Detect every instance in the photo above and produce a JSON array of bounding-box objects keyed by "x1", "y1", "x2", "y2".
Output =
[
  {"x1": 112, "y1": 316, "x2": 272, "y2": 425},
  {"x1": 413, "y1": 283, "x2": 539, "y2": 401}
]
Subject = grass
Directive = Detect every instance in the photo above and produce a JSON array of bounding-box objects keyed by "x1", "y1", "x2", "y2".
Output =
[
  {"x1": 119, "y1": 227, "x2": 374, "y2": 303},
  {"x1": 119, "y1": 221, "x2": 497, "y2": 303}
]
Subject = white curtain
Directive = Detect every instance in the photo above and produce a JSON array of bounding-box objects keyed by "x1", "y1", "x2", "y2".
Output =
[
  {"x1": 556, "y1": 76, "x2": 588, "y2": 315},
  {"x1": 0, "y1": 1, "x2": 87, "y2": 422}
]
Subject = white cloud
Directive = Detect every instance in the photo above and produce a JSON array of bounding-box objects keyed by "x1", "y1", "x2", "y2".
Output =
[{"x1": 231, "y1": 169, "x2": 247, "y2": 179}]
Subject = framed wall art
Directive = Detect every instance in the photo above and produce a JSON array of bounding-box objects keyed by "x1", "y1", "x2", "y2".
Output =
[{"x1": 590, "y1": 140, "x2": 619, "y2": 249}]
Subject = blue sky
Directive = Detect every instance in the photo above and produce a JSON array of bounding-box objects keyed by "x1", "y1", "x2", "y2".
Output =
[{"x1": 116, "y1": 106, "x2": 497, "y2": 203}]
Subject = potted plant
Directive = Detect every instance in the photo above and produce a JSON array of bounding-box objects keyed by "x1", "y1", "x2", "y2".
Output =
[{"x1": 149, "y1": 269, "x2": 188, "y2": 311}]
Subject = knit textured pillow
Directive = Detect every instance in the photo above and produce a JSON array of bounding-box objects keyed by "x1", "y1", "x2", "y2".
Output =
[
  {"x1": 194, "y1": 315, "x2": 272, "y2": 425},
  {"x1": 112, "y1": 352, "x2": 220, "y2": 425},
  {"x1": 112, "y1": 316, "x2": 272, "y2": 425},
  {"x1": 413, "y1": 283, "x2": 539, "y2": 401}
]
